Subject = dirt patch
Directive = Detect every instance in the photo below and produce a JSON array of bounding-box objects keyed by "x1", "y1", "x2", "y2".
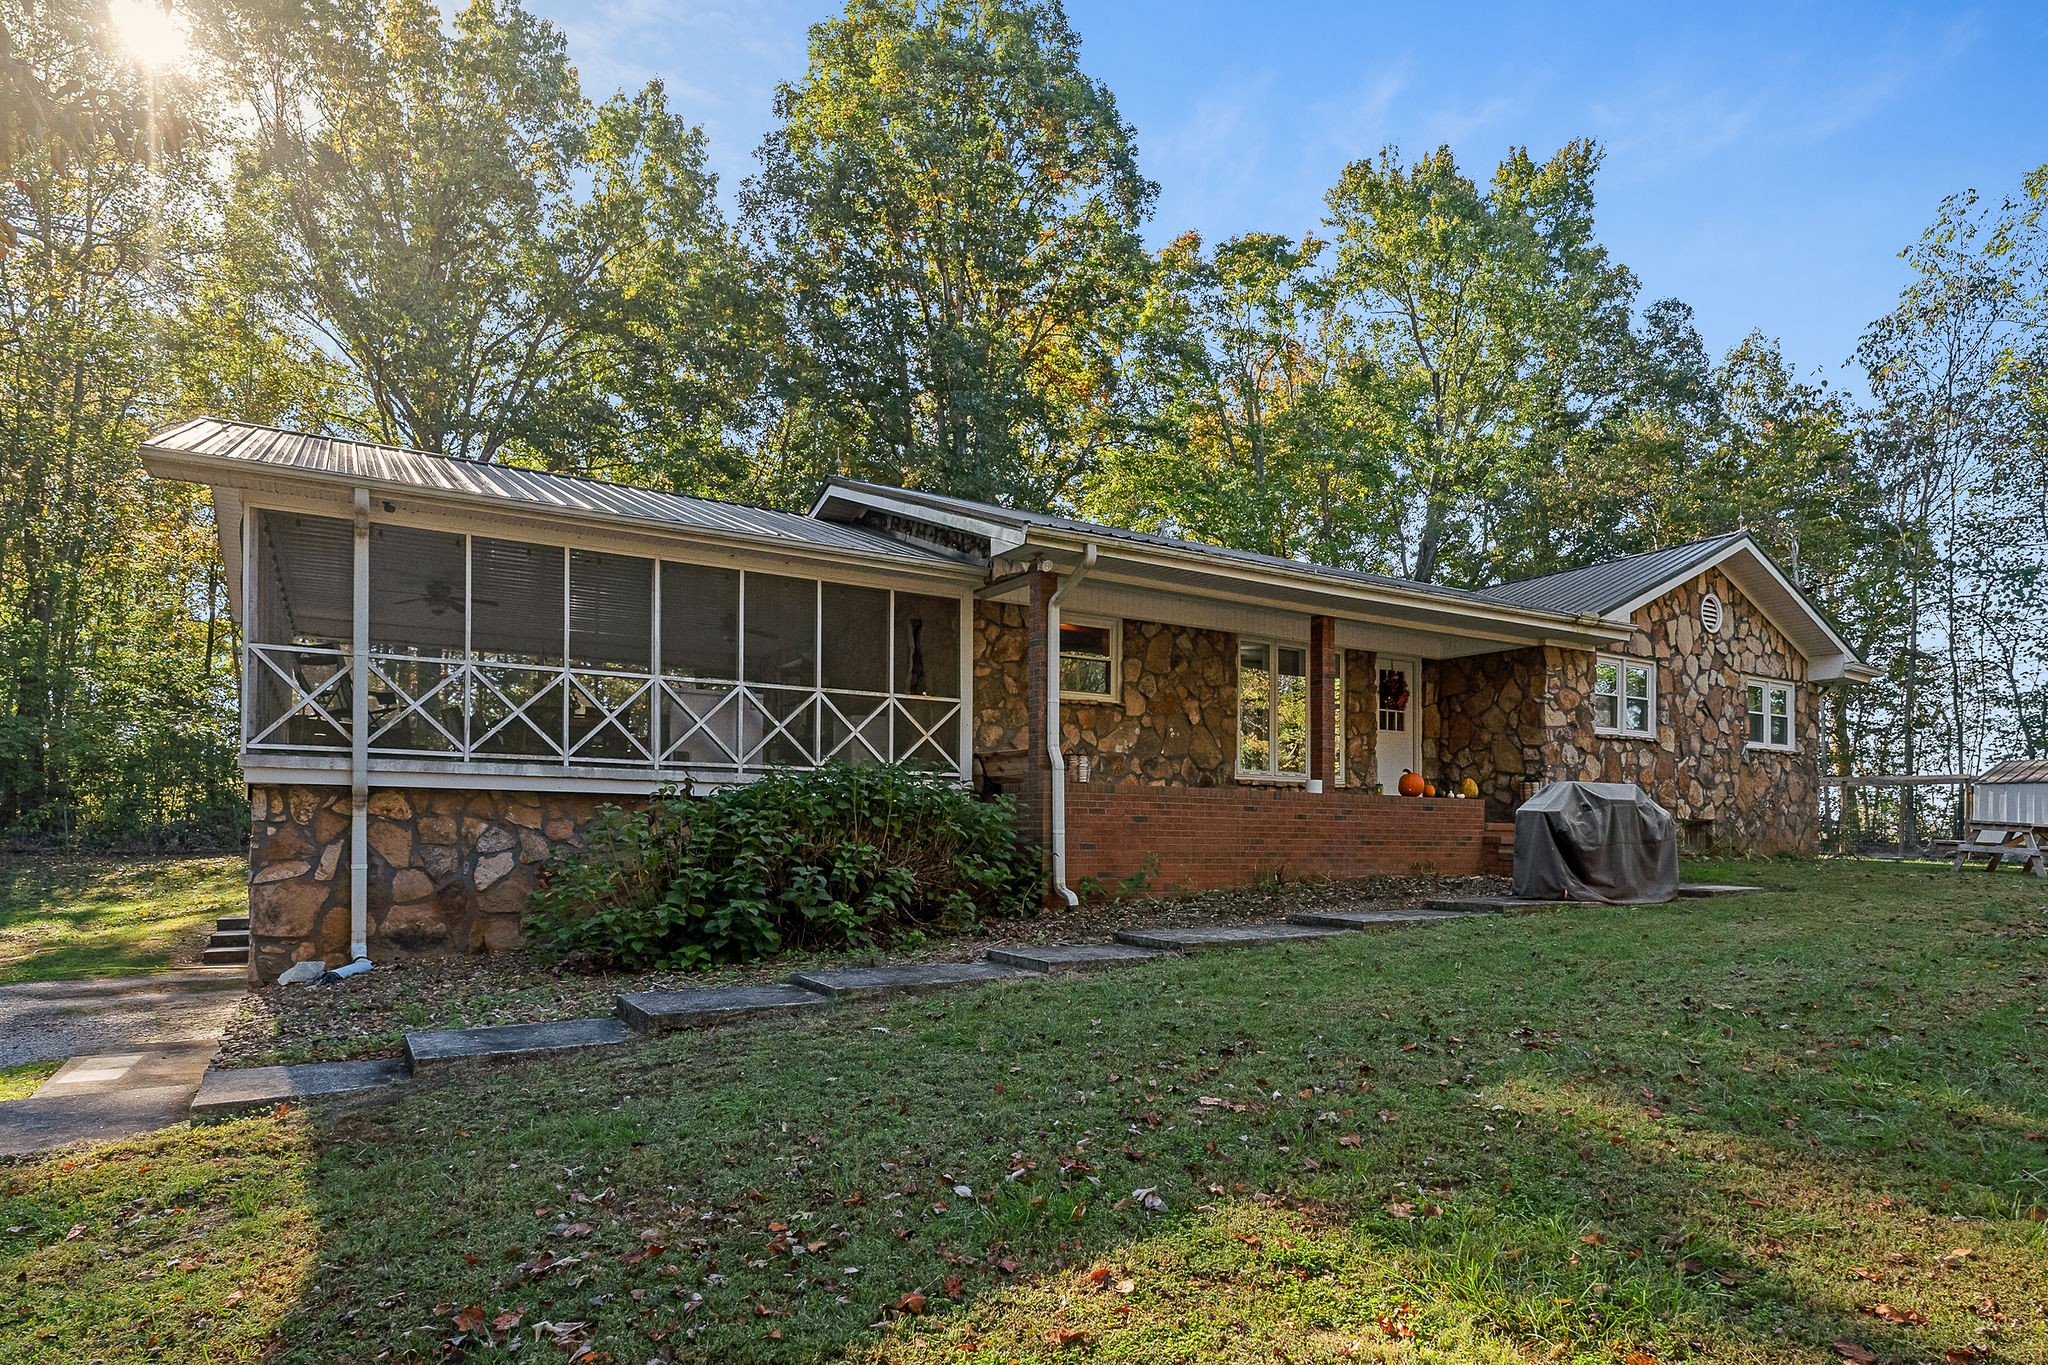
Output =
[{"x1": 213, "y1": 872, "x2": 1505, "y2": 1068}]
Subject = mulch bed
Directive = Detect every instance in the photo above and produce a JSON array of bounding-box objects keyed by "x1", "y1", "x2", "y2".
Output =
[{"x1": 213, "y1": 872, "x2": 1506, "y2": 1069}]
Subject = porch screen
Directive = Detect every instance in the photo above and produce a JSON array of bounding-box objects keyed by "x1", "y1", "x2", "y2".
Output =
[{"x1": 241, "y1": 512, "x2": 965, "y2": 776}]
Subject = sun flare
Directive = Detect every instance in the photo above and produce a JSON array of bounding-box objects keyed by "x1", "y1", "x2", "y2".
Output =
[{"x1": 107, "y1": 0, "x2": 189, "y2": 70}]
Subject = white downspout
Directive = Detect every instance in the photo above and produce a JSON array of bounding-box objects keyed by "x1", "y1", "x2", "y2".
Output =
[
  {"x1": 344, "y1": 488, "x2": 372, "y2": 972},
  {"x1": 1046, "y1": 543, "x2": 1098, "y2": 909}
]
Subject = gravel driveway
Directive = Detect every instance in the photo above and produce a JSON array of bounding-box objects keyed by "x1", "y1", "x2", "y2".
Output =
[{"x1": 0, "y1": 967, "x2": 244, "y2": 1068}]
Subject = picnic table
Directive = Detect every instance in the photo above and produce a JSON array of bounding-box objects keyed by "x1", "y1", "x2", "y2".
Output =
[{"x1": 1938, "y1": 825, "x2": 2048, "y2": 877}]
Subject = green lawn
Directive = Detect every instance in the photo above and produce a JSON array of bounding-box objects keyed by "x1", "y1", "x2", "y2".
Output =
[
  {"x1": 2, "y1": 859, "x2": 2045, "y2": 1364},
  {"x1": 0, "y1": 855, "x2": 244, "y2": 984}
]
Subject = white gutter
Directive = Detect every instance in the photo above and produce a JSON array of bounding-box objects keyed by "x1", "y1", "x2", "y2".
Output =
[
  {"x1": 1046, "y1": 543, "x2": 1098, "y2": 909},
  {"x1": 346, "y1": 488, "x2": 372, "y2": 970}
]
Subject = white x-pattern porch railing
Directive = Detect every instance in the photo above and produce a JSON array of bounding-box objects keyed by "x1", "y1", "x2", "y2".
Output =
[{"x1": 244, "y1": 642, "x2": 962, "y2": 773}]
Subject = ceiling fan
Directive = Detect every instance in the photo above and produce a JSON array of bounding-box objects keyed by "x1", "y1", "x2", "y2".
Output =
[{"x1": 391, "y1": 580, "x2": 498, "y2": 616}]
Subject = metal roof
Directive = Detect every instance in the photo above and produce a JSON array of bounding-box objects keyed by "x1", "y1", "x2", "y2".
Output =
[
  {"x1": 1979, "y1": 758, "x2": 2048, "y2": 784},
  {"x1": 1473, "y1": 533, "x2": 1751, "y2": 615},
  {"x1": 141, "y1": 418, "x2": 972, "y2": 570},
  {"x1": 817, "y1": 476, "x2": 1529, "y2": 613}
]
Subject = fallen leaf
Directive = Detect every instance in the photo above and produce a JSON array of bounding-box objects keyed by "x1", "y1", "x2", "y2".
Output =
[
  {"x1": 942, "y1": 1275, "x2": 964, "y2": 1299},
  {"x1": 1832, "y1": 1343, "x2": 1877, "y2": 1364},
  {"x1": 1338, "y1": 1133, "x2": 1363, "y2": 1148},
  {"x1": 450, "y1": 1304, "x2": 486, "y2": 1334},
  {"x1": 1044, "y1": 1327, "x2": 1092, "y2": 1348},
  {"x1": 1861, "y1": 1302, "x2": 1929, "y2": 1325},
  {"x1": 895, "y1": 1292, "x2": 927, "y2": 1315},
  {"x1": 492, "y1": 1309, "x2": 523, "y2": 1332}
]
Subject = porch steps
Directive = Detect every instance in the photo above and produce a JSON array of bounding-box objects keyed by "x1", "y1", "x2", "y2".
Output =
[
  {"x1": 1482, "y1": 820, "x2": 1516, "y2": 877},
  {"x1": 1289, "y1": 909, "x2": 1470, "y2": 932},
  {"x1": 200, "y1": 915, "x2": 251, "y2": 968}
]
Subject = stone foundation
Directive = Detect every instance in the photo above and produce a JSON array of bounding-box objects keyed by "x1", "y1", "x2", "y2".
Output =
[{"x1": 245, "y1": 784, "x2": 620, "y2": 983}]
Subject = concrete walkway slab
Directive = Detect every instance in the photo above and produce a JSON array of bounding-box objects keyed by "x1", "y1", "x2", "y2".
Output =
[
  {"x1": 0, "y1": 1083, "x2": 201, "y2": 1157},
  {"x1": 788, "y1": 961, "x2": 1031, "y2": 999},
  {"x1": 985, "y1": 943, "x2": 1163, "y2": 974},
  {"x1": 1113, "y1": 923, "x2": 1347, "y2": 952},
  {"x1": 404, "y1": 1017, "x2": 632, "y2": 1071},
  {"x1": 1677, "y1": 883, "x2": 1766, "y2": 897},
  {"x1": 37, "y1": 1040, "x2": 217, "y2": 1097},
  {"x1": 617, "y1": 984, "x2": 825, "y2": 1035},
  {"x1": 1288, "y1": 909, "x2": 1470, "y2": 931},
  {"x1": 191, "y1": 1059, "x2": 408, "y2": 1119}
]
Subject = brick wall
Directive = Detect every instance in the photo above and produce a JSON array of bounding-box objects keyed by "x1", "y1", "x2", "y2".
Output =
[{"x1": 1064, "y1": 786, "x2": 1488, "y2": 893}]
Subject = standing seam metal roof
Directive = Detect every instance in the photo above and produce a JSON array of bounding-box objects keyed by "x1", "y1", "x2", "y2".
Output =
[
  {"x1": 1467, "y1": 532, "x2": 1752, "y2": 616},
  {"x1": 818, "y1": 476, "x2": 1538, "y2": 612},
  {"x1": 141, "y1": 418, "x2": 970, "y2": 568}
]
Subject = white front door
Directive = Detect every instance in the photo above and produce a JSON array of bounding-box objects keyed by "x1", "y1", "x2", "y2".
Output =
[{"x1": 1375, "y1": 656, "x2": 1418, "y2": 792}]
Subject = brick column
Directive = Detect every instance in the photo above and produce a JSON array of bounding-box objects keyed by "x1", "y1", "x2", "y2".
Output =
[
  {"x1": 1308, "y1": 614, "x2": 1337, "y2": 790},
  {"x1": 1019, "y1": 567, "x2": 1059, "y2": 855}
]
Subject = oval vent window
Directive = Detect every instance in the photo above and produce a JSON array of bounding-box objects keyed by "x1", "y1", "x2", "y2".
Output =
[{"x1": 1700, "y1": 591, "x2": 1725, "y2": 636}]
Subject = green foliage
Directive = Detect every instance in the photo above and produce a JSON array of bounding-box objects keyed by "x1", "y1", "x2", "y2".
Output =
[
  {"x1": 745, "y1": 0, "x2": 1157, "y2": 508},
  {"x1": 525, "y1": 764, "x2": 1040, "y2": 969}
]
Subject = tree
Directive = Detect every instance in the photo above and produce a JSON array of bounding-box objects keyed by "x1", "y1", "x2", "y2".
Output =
[
  {"x1": 203, "y1": 0, "x2": 756, "y2": 480},
  {"x1": 0, "y1": 0, "x2": 240, "y2": 842},
  {"x1": 1322, "y1": 140, "x2": 1636, "y2": 583},
  {"x1": 1082, "y1": 230, "x2": 1392, "y2": 565},
  {"x1": 745, "y1": 0, "x2": 1156, "y2": 508}
]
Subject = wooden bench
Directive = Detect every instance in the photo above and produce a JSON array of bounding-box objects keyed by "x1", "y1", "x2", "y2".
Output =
[{"x1": 1941, "y1": 826, "x2": 2048, "y2": 877}]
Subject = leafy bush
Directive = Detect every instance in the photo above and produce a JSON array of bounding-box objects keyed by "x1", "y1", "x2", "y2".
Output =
[{"x1": 525, "y1": 764, "x2": 1041, "y2": 969}]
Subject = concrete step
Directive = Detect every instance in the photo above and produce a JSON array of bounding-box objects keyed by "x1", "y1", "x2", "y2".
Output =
[
  {"x1": 207, "y1": 930, "x2": 250, "y2": 950},
  {"x1": 787, "y1": 961, "x2": 1032, "y2": 999},
  {"x1": 616, "y1": 984, "x2": 825, "y2": 1035},
  {"x1": 1113, "y1": 923, "x2": 1347, "y2": 952},
  {"x1": 201, "y1": 945, "x2": 250, "y2": 966},
  {"x1": 1288, "y1": 909, "x2": 1470, "y2": 931},
  {"x1": 215, "y1": 914, "x2": 250, "y2": 933},
  {"x1": 191, "y1": 1059, "x2": 408, "y2": 1120},
  {"x1": 985, "y1": 943, "x2": 1164, "y2": 974},
  {"x1": 404, "y1": 1017, "x2": 631, "y2": 1072}
]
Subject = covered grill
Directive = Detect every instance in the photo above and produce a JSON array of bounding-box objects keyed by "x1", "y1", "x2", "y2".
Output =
[{"x1": 1513, "y1": 781, "x2": 1680, "y2": 904}]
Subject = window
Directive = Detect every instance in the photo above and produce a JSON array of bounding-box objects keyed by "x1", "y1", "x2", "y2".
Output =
[
  {"x1": 1593, "y1": 656, "x2": 1655, "y2": 738},
  {"x1": 1238, "y1": 640, "x2": 1308, "y2": 778},
  {"x1": 1059, "y1": 618, "x2": 1119, "y2": 700},
  {"x1": 1746, "y1": 679, "x2": 1795, "y2": 751}
]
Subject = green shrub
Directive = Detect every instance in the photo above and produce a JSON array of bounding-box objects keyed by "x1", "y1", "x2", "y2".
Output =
[{"x1": 524, "y1": 764, "x2": 1042, "y2": 969}]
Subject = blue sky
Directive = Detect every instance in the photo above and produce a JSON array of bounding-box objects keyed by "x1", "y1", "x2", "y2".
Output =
[{"x1": 529, "y1": 0, "x2": 2048, "y2": 392}]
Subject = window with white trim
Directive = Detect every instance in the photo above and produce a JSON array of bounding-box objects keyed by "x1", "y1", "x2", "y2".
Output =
[
  {"x1": 1058, "y1": 617, "x2": 1119, "y2": 701},
  {"x1": 1746, "y1": 679, "x2": 1795, "y2": 751},
  {"x1": 1592, "y1": 656, "x2": 1655, "y2": 738},
  {"x1": 1238, "y1": 640, "x2": 1308, "y2": 778}
]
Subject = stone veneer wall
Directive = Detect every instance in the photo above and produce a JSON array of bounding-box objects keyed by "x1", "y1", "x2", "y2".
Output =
[
  {"x1": 973, "y1": 603, "x2": 1238, "y2": 788},
  {"x1": 1426, "y1": 569, "x2": 1819, "y2": 854},
  {"x1": 1422, "y1": 648, "x2": 1548, "y2": 817},
  {"x1": 1341, "y1": 648, "x2": 1378, "y2": 787},
  {"x1": 246, "y1": 784, "x2": 618, "y2": 983}
]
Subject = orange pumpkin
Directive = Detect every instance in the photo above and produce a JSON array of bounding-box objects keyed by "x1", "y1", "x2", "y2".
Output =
[
  {"x1": 1423, "y1": 781, "x2": 1437, "y2": 797},
  {"x1": 1398, "y1": 770, "x2": 1425, "y2": 797}
]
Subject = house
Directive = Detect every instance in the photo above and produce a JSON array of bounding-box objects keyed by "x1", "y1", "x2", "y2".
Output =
[{"x1": 140, "y1": 418, "x2": 1876, "y2": 981}]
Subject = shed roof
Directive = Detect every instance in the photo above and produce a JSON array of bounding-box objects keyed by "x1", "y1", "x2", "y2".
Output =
[
  {"x1": 1978, "y1": 758, "x2": 2048, "y2": 784},
  {"x1": 139, "y1": 418, "x2": 971, "y2": 570}
]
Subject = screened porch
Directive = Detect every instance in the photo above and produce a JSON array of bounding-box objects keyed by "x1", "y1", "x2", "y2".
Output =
[{"x1": 242, "y1": 510, "x2": 972, "y2": 782}]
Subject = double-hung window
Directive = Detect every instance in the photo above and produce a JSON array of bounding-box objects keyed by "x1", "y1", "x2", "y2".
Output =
[
  {"x1": 1058, "y1": 618, "x2": 1119, "y2": 701},
  {"x1": 1746, "y1": 679, "x2": 1795, "y2": 750},
  {"x1": 1592, "y1": 655, "x2": 1655, "y2": 738},
  {"x1": 1238, "y1": 640, "x2": 1308, "y2": 778}
]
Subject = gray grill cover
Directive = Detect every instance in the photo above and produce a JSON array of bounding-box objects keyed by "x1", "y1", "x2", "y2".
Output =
[{"x1": 1512, "y1": 781, "x2": 1679, "y2": 904}]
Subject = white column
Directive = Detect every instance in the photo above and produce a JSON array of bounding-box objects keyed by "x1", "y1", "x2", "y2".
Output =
[
  {"x1": 956, "y1": 592, "x2": 974, "y2": 784},
  {"x1": 349, "y1": 488, "x2": 371, "y2": 963}
]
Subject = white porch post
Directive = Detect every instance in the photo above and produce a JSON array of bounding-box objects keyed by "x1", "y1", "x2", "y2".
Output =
[
  {"x1": 957, "y1": 592, "x2": 974, "y2": 784},
  {"x1": 349, "y1": 488, "x2": 371, "y2": 962}
]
